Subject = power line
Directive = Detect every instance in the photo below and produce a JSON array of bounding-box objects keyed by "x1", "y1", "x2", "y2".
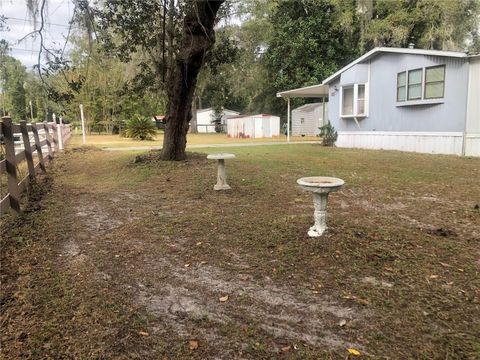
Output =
[
  {"x1": 9, "y1": 45, "x2": 72, "y2": 54},
  {"x1": 9, "y1": 47, "x2": 41, "y2": 53},
  {"x1": 3, "y1": 16, "x2": 71, "y2": 28}
]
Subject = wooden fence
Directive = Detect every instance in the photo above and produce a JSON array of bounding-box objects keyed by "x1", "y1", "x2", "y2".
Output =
[{"x1": 0, "y1": 116, "x2": 72, "y2": 215}]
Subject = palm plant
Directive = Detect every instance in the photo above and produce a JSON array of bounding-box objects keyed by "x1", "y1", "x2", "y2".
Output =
[{"x1": 124, "y1": 116, "x2": 157, "y2": 140}]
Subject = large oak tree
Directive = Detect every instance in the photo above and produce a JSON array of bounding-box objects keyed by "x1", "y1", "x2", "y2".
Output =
[
  {"x1": 99, "y1": 0, "x2": 225, "y2": 160},
  {"x1": 161, "y1": 1, "x2": 225, "y2": 160}
]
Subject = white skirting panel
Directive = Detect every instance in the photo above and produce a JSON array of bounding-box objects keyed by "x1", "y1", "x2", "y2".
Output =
[
  {"x1": 465, "y1": 133, "x2": 480, "y2": 156},
  {"x1": 336, "y1": 131, "x2": 465, "y2": 155}
]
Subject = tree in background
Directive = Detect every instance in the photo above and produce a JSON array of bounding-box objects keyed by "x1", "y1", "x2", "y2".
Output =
[
  {"x1": 195, "y1": 0, "x2": 276, "y2": 115},
  {"x1": 361, "y1": 0, "x2": 480, "y2": 51},
  {"x1": 0, "y1": 45, "x2": 28, "y2": 119},
  {"x1": 263, "y1": 0, "x2": 359, "y2": 115},
  {"x1": 14, "y1": 0, "x2": 480, "y2": 141},
  {"x1": 55, "y1": 32, "x2": 166, "y2": 134},
  {"x1": 196, "y1": 29, "x2": 243, "y2": 112}
]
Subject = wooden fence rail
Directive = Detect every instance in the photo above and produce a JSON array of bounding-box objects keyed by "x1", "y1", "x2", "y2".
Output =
[{"x1": 0, "y1": 116, "x2": 72, "y2": 215}]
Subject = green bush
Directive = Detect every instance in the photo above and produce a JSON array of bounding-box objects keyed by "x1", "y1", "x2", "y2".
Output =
[
  {"x1": 319, "y1": 121, "x2": 338, "y2": 146},
  {"x1": 124, "y1": 116, "x2": 157, "y2": 140}
]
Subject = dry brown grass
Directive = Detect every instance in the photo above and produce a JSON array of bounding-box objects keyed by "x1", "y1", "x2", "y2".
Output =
[
  {"x1": 1, "y1": 145, "x2": 479, "y2": 359},
  {"x1": 68, "y1": 133, "x2": 318, "y2": 148}
]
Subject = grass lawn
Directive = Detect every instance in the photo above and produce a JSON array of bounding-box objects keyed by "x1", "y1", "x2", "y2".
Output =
[
  {"x1": 68, "y1": 132, "x2": 319, "y2": 148},
  {"x1": 1, "y1": 144, "x2": 479, "y2": 359}
]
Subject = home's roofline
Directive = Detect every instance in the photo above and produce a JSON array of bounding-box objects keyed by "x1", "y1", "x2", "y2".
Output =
[
  {"x1": 197, "y1": 107, "x2": 240, "y2": 115},
  {"x1": 196, "y1": 107, "x2": 213, "y2": 113},
  {"x1": 226, "y1": 114, "x2": 274, "y2": 119},
  {"x1": 322, "y1": 47, "x2": 468, "y2": 84}
]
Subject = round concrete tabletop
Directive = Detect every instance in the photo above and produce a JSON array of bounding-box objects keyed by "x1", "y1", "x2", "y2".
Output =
[
  {"x1": 207, "y1": 153, "x2": 236, "y2": 160},
  {"x1": 297, "y1": 176, "x2": 344, "y2": 189}
]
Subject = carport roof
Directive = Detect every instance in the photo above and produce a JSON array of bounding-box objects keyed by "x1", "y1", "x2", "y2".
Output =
[{"x1": 276, "y1": 84, "x2": 329, "y2": 98}]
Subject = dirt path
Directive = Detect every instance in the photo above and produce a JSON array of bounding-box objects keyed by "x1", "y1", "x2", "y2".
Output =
[{"x1": 1, "y1": 146, "x2": 479, "y2": 359}]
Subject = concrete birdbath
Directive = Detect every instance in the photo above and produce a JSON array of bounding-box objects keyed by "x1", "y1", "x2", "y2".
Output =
[
  {"x1": 207, "y1": 153, "x2": 235, "y2": 190},
  {"x1": 297, "y1": 176, "x2": 345, "y2": 237}
]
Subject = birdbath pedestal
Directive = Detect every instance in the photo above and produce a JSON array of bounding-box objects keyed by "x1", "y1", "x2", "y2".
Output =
[
  {"x1": 207, "y1": 153, "x2": 235, "y2": 190},
  {"x1": 297, "y1": 176, "x2": 345, "y2": 237}
]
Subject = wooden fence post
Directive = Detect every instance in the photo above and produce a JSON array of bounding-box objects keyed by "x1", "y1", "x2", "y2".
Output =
[
  {"x1": 20, "y1": 120, "x2": 36, "y2": 180},
  {"x1": 62, "y1": 124, "x2": 70, "y2": 144},
  {"x1": 1, "y1": 116, "x2": 21, "y2": 213},
  {"x1": 31, "y1": 123, "x2": 46, "y2": 172},
  {"x1": 51, "y1": 114, "x2": 58, "y2": 151},
  {"x1": 43, "y1": 121, "x2": 54, "y2": 159}
]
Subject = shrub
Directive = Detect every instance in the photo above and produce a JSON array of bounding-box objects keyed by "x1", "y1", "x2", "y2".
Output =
[
  {"x1": 124, "y1": 116, "x2": 157, "y2": 140},
  {"x1": 319, "y1": 121, "x2": 338, "y2": 146}
]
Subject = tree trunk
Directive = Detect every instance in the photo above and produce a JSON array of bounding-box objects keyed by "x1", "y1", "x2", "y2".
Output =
[
  {"x1": 190, "y1": 92, "x2": 198, "y2": 133},
  {"x1": 161, "y1": 0, "x2": 224, "y2": 160}
]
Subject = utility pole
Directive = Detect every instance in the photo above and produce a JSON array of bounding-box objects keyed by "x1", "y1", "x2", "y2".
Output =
[{"x1": 80, "y1": 103, "x2": 86, "y2": 145}]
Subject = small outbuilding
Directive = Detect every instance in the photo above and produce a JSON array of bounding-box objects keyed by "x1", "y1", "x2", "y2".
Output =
[
  {"x1": 196, "y1": 108, "x2": 240, "y2": 133},
  {"x1": 227, "y1": 114, "x2": 280, "y2": 138},
  {"x1": 292, "y1": 102, "x2": 328, "y2": 136}
]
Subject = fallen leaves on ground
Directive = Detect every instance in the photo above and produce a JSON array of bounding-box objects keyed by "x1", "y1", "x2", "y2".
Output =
[{"x1": 348, "y1": 348, "x2": 361, "y2": 356}]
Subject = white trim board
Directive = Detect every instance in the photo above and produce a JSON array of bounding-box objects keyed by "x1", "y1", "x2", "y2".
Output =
[
  {"x1": 337, "y1": 131, "x2": 463, "y2": 137},
  {"x1": 465, "y1": 134, "x2": 480, "y2": 156},
  {"x1": 336, "y1": 131, "x2": 467, "y2": 156}
]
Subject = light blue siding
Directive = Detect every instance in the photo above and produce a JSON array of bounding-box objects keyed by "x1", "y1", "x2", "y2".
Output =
[
  {"x1": 328, "y1": 78, "x2": 341, "y2": 129},
  {"x1": 340, "y1": 63, "x2": 369, "y2": 85},
  {"x1": 328, "y1": 53, "x2": 469, "y2": 133}
]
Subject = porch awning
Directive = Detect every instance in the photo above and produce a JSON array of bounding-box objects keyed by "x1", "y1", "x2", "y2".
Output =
[{"x1": 276, "y1": 84, "x2": 329, "y2": 98}]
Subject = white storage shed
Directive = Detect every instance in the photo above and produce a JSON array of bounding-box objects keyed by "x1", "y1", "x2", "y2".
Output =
[
  {"x1": 292, "y1": 102, "x2": 328, "y2": 136},
  {"x1": 196, "y1": 108, "x2": 240, "y2": 133},
  {"x1": 227, "y1": 114, "x2": 280, "y2": 138}
]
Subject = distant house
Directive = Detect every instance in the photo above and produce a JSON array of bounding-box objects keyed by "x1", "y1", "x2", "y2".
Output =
[
  {"x1": 196, "y1": 108, "x2": 240, "y2": 133},
  {"x1": 278, "y1": 47, "x2": 480, "y2": 156},
  {"x1": 292, "y1": 102, "x2": 328, "y2": 136},
  {"x1": 227, "y1": 114, "x2": 280, "y2": 138}
]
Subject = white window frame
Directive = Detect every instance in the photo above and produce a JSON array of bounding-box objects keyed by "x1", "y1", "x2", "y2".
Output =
[
  {"x1": 424, "y1": 65, "x2": 446, "y2": 99},
  {"x1": 396, "y1": 65, "x2": 446, "y2": 105},
  {"x1": 407, "y1": 68, "x2": 423, "y2": 101},
  {"x1": 397, "y1": 71, "x2": 406, "y2": 102},
  {"x1": 340, "y1": 83, "x2": 369, "y2": 118}
]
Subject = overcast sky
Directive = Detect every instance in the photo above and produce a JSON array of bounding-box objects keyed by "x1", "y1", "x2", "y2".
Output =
[{"x1": 1, "y1": 0, "x2": 75, "y2": 70}]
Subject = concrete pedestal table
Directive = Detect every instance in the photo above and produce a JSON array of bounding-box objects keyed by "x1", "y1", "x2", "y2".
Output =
[
  {"x1": 207, "y1": 153, "x2": 235, "y2": 190},
  {"x1": 297, "y1": 176, "x2": 345, "y2": 237}
]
